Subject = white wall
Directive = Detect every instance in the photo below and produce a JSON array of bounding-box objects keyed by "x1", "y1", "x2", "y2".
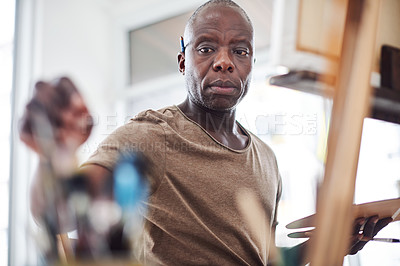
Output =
[
  {"x1": 36, "y1": 0, "x2": 115, "y2": 161},
  {"x1": 40, "y1": 0, "x2": 113, "y2": 106}
]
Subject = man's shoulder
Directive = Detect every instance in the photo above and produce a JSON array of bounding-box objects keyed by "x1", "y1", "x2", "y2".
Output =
[
  {"x1": 83, "y1": 107, "x2": 178, "y2": 175},
  {"x1": 131, "y1": 105, "x2": 180, "y2": 125},
  {"x1": 247, "y1": 130, "x2": 276, "y2": 157},
  {"x1": 109, "y1": 105, "x2": 180, "y2": 138}
]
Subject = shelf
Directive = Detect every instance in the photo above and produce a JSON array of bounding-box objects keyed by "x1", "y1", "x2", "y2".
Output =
[
  {"x1": 269, "y1": 70, "x2": 335, "y2": 98},
  {"x1": 269, "y1": 71, "x2": 400, "y2": 125}
]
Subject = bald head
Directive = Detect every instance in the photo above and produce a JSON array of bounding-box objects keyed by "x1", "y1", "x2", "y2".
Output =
[{"x1": 183, "y1": 0, "x2": 253, "y2": 47}]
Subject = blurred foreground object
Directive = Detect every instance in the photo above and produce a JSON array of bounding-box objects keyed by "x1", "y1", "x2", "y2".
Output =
[
  {"x1": 19, "y1": 77, "x2": 94, "y2": 263},
  {"x1": 236, "y1": 189, "x2": 279, "y2": 265},
  {"x1": 20, "y1": 77, "x2": 93, "y2": 161},
  {"x1": 58, "y1": 152, "x2": 148, "y2": 262},
  {"x1": 19, "y1": 77, "x2": 148, "y2": 264}
]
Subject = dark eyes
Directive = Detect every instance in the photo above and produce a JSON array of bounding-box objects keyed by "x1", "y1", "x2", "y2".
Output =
[
  {"x1": 197, "y1": 47, "x2": 249, "y2": 56},
  {"x1": 199, "y1": 47, "x2": 214, "y2": 53},
  {"x1": 234, "y1": 49, "x2": 249, "y2": 56}
]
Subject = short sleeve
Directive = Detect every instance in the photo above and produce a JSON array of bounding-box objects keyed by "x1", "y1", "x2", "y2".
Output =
[{"x1": 82, "y1": 119, "x2": 166, "y2": 194}]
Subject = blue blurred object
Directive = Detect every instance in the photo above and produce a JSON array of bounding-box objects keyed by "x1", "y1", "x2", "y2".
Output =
[{"x1": 113, "y1": 153, "x2": 148, "y2": 213}]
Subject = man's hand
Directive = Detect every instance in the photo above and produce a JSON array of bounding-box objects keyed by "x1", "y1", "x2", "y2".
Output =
[
  {"x1": 19, "y1": 77, "x2": 93, "y2": 157},
  {"x1": 348, "y1": 215, "x2": 393, "y2": 254},
  {"x1": 20, "y1": 77, "x2": 97, "y2": 227},
  {"x1": 276, "y1": 215, "x2": 394, "y2": 266}
]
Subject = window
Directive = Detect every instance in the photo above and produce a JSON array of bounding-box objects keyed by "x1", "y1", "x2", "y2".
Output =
[
  {"x1": 237, "y1": 82, "x2": 331, "y2": 248},
  {"x1": 350, "y1": 118, "x2": 400, "y2": 266},
  {"x1": 129, "y1": 12, "x2": 192, "y2": 85},
  {"x1": 0, "y1": 0, "x2": 15, "y2": 265}
]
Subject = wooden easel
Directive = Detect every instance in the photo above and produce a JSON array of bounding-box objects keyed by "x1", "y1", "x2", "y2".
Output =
[{"x1": 308, "y1": 0, "x2": 383, "y2": 265}]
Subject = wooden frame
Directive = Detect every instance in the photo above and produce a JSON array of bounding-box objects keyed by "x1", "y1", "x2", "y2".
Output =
[
  {"x1": 308, "y1": 0, "x2": 383, "y2": 264},
  {"x1": 296, "y1": 0, "x2": 348, "y2": 59}
]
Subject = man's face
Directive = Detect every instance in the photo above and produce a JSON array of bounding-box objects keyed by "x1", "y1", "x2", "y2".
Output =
[{"x1": 179, "y1": 5, "x2": 254, "y2": 111}]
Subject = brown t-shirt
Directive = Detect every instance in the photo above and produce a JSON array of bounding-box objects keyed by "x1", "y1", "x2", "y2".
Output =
[{"x1": 84, "y1": 105, "x2": 282, "y2": 265}]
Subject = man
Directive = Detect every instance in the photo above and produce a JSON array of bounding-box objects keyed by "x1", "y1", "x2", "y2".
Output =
[
  {"x1": 84, "y1": 2, "x2": 280, "y2": 264},
  {"x1": 21, "y1": 0, "x2": 391, "y2": 265}
]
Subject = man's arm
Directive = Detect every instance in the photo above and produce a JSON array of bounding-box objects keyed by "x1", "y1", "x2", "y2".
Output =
[{"x1": 19, "y1": 77, "x2": 103, "y2": 225}]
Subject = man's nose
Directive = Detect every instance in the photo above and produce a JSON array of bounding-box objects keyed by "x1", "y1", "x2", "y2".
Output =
[{"x1": 212, "y1": 48, "x2": 234, "y2": 73}]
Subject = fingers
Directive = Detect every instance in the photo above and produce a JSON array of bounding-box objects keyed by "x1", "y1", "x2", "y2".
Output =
[
  {"x1": 19, "y1": 77, "x2": 92, "y2": 154},
  {"x1": 34, "y1": 77, "x2": 80, "y2": 111},
  {"x1": 60, "y1": 94, "x2": 92, "y2": 131},
  {"x1": 58, "y1": 93, "x2": 93, "y2": 146},
  {"x1": 348, "y1": 216, "x2": 393, "y2": 255},
  {"x1": 349, "y1": 236, "x2": 367, "y2": 255},
  {"x1": 19, "y1": 127, "x2": 41, "y2": 153},
  {"x1": 51, "y1": 77, "x2": 80, "y2": 109},
  {"x1": 362, "y1": 215, "x2": 379, "y2": 238},
  {"x1": 373, "y1": 217, "x2": 393, "y2": 236},
  {"x1": 352, "y1": 217, "x2": 365, "y2": 235},
  {"x1": 50, "y1": 78, "x2": 92, "y2": 147},
  {"x1": 348, "y1": 217, "x2": 366, "y2": 255}
]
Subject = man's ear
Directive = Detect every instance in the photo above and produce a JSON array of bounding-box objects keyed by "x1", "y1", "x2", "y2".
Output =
[{"x1": 178, "y1": 52, "x2": 185, "y2": 75}]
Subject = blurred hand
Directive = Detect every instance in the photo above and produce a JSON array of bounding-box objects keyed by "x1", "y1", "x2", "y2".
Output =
[
  {"x1": 348, "y1": 215, "x2": 393, "y2": 255},
  {"x1": 19, "y1": 77, "x2": 93, "y2": 157}
]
